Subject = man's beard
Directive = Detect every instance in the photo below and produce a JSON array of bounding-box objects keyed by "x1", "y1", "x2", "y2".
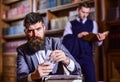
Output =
[{"x1": 28, "y1": 37, "x2": 45, "y2": 51}]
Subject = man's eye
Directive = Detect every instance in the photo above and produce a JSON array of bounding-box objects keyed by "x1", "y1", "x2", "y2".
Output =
[
  {"x1": 27, "y1": 30, "x2": 33, "y2": 33},
  {"x1": 36, "y1": 27, "x2": 41, "y2": 31}
]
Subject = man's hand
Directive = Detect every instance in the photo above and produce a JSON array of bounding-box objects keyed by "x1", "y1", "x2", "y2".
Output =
[
  {"x1": 31, "y1": 62, "x2": 53, "y2": 80},
  {"x1": 97, "y1": 31, "x2": 109, "y2": 41},
  {"x1": 78, "y1": 31, "x2": 89, "y2": 38},
  {"x1": 50, "y1": 50, "x2": 70, "y2": 65}
]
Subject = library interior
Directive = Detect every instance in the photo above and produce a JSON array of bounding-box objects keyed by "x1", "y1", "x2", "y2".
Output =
[{"x1": 0, "y1": 0, "x2": 120, "y2": 82}]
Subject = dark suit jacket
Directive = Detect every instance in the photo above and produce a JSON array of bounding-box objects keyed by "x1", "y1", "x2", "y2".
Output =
[{"x1": 17, "y1": 37, "x2": 81, "y2": 82}]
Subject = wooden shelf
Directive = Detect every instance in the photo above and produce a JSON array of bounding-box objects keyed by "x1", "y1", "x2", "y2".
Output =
[
  {"x1": 108, "y1": 49, "x2": 120, "y2": 53},
  {"x1": 2, "y1": 0, "x2": 19, "y2": 5},
  {"x1": 38, "y1": 3, "x2": 79, "y2": 14},
  {"x1": 2, "y1": 14, "x2": 27, "y2": 22},
  {"x1": 3, "y1": 34, "x2": 26, "y2": 40},
  {"x1": 3, "y1": 52, "x2": 17, "y2": 55},
  {"x1": 3, "y1": 29, "x2": 64, "y2": 39},
  {"x1": 107, "y1": 20, "x2": 120, "y2": 26},
  {"x1": 37, "y1": 0, "x2": 94, "y2": 14},
  {"x1": 46, "y1": 29, "x2": 64, "y2": 35}
]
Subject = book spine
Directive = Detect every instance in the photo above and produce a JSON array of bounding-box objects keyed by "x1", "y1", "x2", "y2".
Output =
[
  {"x1": 2, "y1": 25, "x2": 25, "y2": 36},
  {"x1": 50, "y1": 16, "x2": 68, "y2": 30},
  {"x1": 108, "y1": 27, "x2": 120, "y2": 49},
  {"x1": 3, "y1": 40, "x2": 27, "y2": 52},
  {"x1": 5, "y1": 0, "x2": 31, "y2": 19}
]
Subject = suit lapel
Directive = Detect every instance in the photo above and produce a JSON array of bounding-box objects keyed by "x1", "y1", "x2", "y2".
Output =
[{"x1": 31, "y1": 54, "x2": 39, "y2": 69}]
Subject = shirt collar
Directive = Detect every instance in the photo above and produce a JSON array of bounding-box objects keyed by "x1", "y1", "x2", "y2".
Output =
[{"x1": 76, "y1": 17, "x2": 87, "y2": 24}]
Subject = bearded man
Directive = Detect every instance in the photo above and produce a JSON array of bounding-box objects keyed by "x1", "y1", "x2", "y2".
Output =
[{"x1": 16, "y1": 12, "x2": 81, "y2": 82}]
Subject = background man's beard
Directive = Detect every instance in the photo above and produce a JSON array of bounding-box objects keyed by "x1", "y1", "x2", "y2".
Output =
[{"x1": 28, "y1": 37, "x2": 45, "y2": 51}]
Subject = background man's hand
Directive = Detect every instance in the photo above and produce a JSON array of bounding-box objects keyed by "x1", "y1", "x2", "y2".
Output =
[
  {"x1": 78, "y1": 31, "x2": 89, "y2": 38},
  {"x1": 97, "y1": 31, "x2": 109, "y2": 41}
]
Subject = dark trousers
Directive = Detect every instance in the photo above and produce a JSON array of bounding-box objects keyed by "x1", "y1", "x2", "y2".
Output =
[{"x1": 79, "y1": 57, "x2": 96, "y2": 82}]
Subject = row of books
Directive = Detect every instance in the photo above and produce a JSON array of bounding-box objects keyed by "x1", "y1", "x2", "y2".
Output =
[
  {"x1": 3, "y1": 40, "x2": 27, "y2": 52},
  {"x1": 107, "y1": 6, "x2": 120, "y2": 21},
  {"x1": 109, "y1": 34, "x2": 120, "y2": 49},
  {"x1": 3, "y1": 0, "x2": 31, "y2": 19},
  {"x1": 2, "y1": 25, "x2": 25, "y2": 36},
  {"x1": 50, "y1": 8, "x2": 95, "y2": 30},
  {"x1": 2, "y1": 20, "x2": 25, "y2": 36},
  {"x1": 2, "y1": 8, "x2": 95, "y2": 36},
  {"x1": 38, "y1": 0, "x2": 81, "y2": 10},
  {"x1": 108, "y1": 27, "x2": 120, "y2": 49},
  {"x1": 50, "y1": 16, "x2": 68, "y2": 30}
]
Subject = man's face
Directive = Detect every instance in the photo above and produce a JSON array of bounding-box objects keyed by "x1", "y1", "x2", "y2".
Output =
[
  {"x1": 78, "y1": 6, "x2": 90, "y2": 20},
  {"x1": 25, "y1": 22, "x2": 45, "y2": 51}
]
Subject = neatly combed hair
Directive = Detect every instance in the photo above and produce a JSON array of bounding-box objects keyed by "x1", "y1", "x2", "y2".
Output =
[
  {"x1": 78, "y1": 2, "x2": 91, "y2": 8},
  {"x1": 24, "y1": 12, "x2": 44, "y2": 27}
]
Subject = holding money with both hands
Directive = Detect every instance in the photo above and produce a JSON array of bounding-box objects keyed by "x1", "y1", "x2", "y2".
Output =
[{"x1": 31, "y1": 50, "x2": 70, "y2": 80}]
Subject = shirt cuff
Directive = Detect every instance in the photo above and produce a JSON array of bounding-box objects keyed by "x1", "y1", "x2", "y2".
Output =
[
  {"x1": 97, "y1": 41, "x2": 103, "y2": 46},
  {"x1": 66, "y1": 59, "x2": 75, "y2": 72},
  {"x1": 28, "y1": 74, "x2": 33, "y2": 82}
]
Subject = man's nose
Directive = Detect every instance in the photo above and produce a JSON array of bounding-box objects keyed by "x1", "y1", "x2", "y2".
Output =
[
  {"x1": 85, "y1": 14, "x2": 88, "y2": 16},
  {"x1": 33, "y1": 30, "x2": 38, "y2": 37}
]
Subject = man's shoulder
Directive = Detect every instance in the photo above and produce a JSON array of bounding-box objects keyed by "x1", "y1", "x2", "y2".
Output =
[
  {"x1": 70, "y1": 19, "x2": 77, "y2": 22},
  {"x1": 17, "y1": 42, "x2": 28, "y2": 50},
  {"x1": 87, "y1": 19, "x2": 94, "y2": 22},
  {"x1": 45, "y1": 37, "x2": 62, "y2": 46}
]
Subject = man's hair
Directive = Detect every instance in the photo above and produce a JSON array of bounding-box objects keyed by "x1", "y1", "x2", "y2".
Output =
[
  {"x1": 78, "y1": 2, "x2": 91, "y2": 8},
  {"x1": 24, "y1": 12, "x2": 44, "y2": 27}
]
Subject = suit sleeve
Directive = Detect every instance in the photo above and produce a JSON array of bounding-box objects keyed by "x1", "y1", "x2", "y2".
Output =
[
  {"x1": 16, "y1": 47, "x2": 30, "y2": 82},
  {"x1": 53, "y1": 38, "x2": 81, "y2": 75}
]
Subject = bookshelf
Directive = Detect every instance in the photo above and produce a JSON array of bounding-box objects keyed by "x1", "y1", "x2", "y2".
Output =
[
  {"x1": 0, "y1": 0, "x2": 99, "y2": 82},
  {"x1": 99, "y1": 0, "x2": 120, "y2": 82},
  {"x1": 3, "y1": 53, "x2": 17, "y2": 82},
  {"x1": 2, "y1": 0, "x2": 19, "y2": 5},
  {"x1": 0, "y1": 1, "x2": 2, "y2": 82},
  {"x1": 0, "y1": 0, "x2": 32, "y2": 82}
]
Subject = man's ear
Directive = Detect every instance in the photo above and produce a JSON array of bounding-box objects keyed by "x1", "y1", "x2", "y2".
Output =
[
  {"x1": 24, "y1": 29, "x2": 27, "y2": 34},
  {"x1": 43, "y1": 25, "x2": 46, "y2": 30}
]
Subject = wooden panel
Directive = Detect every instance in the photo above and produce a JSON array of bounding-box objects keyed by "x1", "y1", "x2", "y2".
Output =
[
  {"x1": 108, "y1": 52, "x2": 120, "y2": 82},
  {"x1": 0, "y1": 54, "x2": 2, "y2": 82},
  {"x1": 44, "y1": 75, "x2": 82, "y2": 82},
  {"x1": 3, "y1": 76, "x2": 16, "y2": 82},
  {"x1": 46, "y1": 80, "x2": 82, "y2": 82},
  {"x1": 3, "y1": 54, "x2": 17, "y2": 66},
  {"x1": 3, "y1": 66, "x2": 16, "y2": 75},
  {"x1": 110, "y1": 79, "x2": 120, "y2": 82},
  {"x1": 46, "y1": 80, "x2": 69, "y2": 82}
]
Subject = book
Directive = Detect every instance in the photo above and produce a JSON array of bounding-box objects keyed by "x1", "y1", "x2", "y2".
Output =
[
  {"x1": 60, "y1": 0, "x2": 72, "y2": 5},
  {"x1": 43, "y1": 75, "x2": 82, "y2": 82},
  {"x1": 3, "y1": 40, "x2": 27, "y2": 52},
  {"x1": 82, "y1": 31, "x2": 109, "y2": 42},
  {"x1": 38, "y1": 0, "x2": 47, "y2": 10},
  {"x1": 82, "y1": 32, "x2": 98, "y2": 42},
  {"x1": 4, "y1": 0, "x2": 31, "y2": 19},
  {"x1": 50, "y1": 16, "x2": 68, "y2": 30}
]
